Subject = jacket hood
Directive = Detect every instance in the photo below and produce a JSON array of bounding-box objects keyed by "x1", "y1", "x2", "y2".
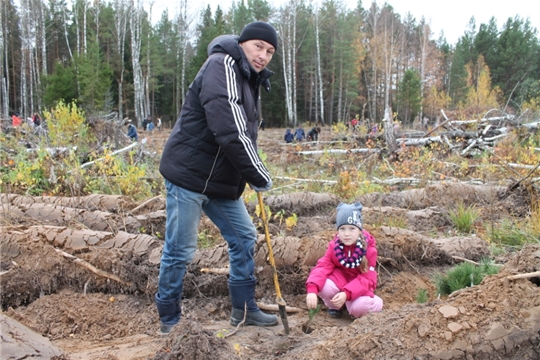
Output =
[{"x1": 207, "y1": 35, "x2": 274, "y2": 92}]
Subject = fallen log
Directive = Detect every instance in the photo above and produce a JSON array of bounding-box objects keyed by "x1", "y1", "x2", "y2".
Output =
[
  {"x1": 76, "y1": 142, "x2": 139, "y2": 171},
  {"x1": 274, "y1": 176, "x2": 337, "y2": 184},
  {"x1": 396, "y1": 136, "x2": 442, "y2": 146},
  {"x1": 297, "y1": 148, "x2": 380, "y2": 155}
]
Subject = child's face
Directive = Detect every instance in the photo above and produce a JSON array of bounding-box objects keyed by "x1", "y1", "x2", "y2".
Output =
[{"x1": 338, "y1": 225, "x2": 362, "y2": 245}]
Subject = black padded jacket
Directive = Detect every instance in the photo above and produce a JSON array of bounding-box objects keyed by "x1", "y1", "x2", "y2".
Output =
[{"x1": 159, "y1": 35, "x2": 273, "y2": 200}]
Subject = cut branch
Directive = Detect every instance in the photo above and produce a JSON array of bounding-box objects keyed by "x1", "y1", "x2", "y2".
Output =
[
  {"x1": 55, "y1": 248, "x2": 132, "y2": 286},
  {"x1": 506, "y1": 271, "x2": 540, "y2": 280},
  {"x1": 256, "y1": 302, "x2": 304, "y2": 313},
  {"x1": 200, "y1": 267, "x2": 230, "y2": 275}
]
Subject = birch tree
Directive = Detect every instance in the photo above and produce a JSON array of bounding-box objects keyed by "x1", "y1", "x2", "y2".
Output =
[
  {"x1": 113, "y1": 0, "x2": 129, "y2": 120},
  {"x1": 314, "y1": 8, "x2": 323, "y2": 125},
  {"x1": 130, "y1": 0, "x2": 145, "y2": 125},
  {"x1": 0, "y1": 4, "x2": 4, "y2": 117},
  {"x1": 277, "y1": 0, "x2": 299, "y2": 126},
  {"x1": 175, "y1": 0, "x2": 192, "y2": 108}
]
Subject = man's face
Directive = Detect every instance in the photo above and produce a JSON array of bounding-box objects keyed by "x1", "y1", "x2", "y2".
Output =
[{"x1": 239, "y1": 39, "x2": 275, "y2": 73}]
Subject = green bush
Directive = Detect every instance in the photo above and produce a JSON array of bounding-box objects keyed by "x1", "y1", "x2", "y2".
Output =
[
  {"x1": 448, "y1": 202, "x2": 480, "y2": 233},
  {"x1": 415, "y1": 288, "x2": 429, "y2": 303},
  {"x1": 434, "y1": 259, "x2": 500, "y2": 296}
]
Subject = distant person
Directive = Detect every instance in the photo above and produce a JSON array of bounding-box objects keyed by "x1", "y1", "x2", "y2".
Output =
[
  {"x1": 156, "y1": 117, "x2": 162, "y2": 131},
  {"x1": 147, "y1": 121, "x2": 155, "y2": 132},
  {"x1": 294, "y1": 125, "x2": 305, "y2": 141},
  {"x1": 306, "y1": 202, "x2": 383, "y2": 319},
  {"x1": 125, "y1": 120, "x2": 138, "y2": 141},
  {"x1": 259, "y1": 118, "x2": 266, "y2": 130},
  {"x1": 32, "y1": 112, "x2": 41, "y2": 126},
  {"x1": 11, "y1": 113, "x2": 22, "y2": 127},
  {"x1": 307, "y1": 126, "x2": 321, "y2": 141},
  {"x1": 284, "y1": 128, "x2": 294, "y2": 143},
  {"x1": 142, "y1": 115, "x2": 152, "y2": 131},
  {"x1": 351, "y1": 116, "x2": 359, "y2": 132}
]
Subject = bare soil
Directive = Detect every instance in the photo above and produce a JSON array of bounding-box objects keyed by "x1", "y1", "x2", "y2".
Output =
[{"x1": 1, "y1": 128, "x2": 539, "y2": 360}]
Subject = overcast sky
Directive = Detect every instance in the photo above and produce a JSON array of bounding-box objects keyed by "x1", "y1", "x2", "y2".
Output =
[{"x1": 152, "y1": 0, "x2": 539, "y2": 45}]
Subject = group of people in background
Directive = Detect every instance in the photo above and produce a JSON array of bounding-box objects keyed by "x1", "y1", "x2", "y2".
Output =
[
  {"x1": 8, "y1": 112, "x2": 43, "y2": 130},
  {"x1": 284, "y1": 125, "x2": 320, "y2": 143},
  {"x1": 124, "y1": 115, "x2": 163, "y2": 142}
]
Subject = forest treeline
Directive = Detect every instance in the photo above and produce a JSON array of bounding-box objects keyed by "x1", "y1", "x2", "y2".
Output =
[{"x1": 1, "y1": 0, "x2": 539, "y2": 129}]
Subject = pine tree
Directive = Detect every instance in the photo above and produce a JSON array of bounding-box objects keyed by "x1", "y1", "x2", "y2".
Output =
[{"x1": 396, "y1": 68, "x2": 421, "y2": 125}]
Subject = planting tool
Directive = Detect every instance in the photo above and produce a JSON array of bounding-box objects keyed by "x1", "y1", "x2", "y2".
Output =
[{"x1": 257, "y1": 192, "x2": 290, "y2": 335}]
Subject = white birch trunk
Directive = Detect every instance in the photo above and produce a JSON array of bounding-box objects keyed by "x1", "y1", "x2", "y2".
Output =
[
  {"x1": 115, "y1": 0, "x2": 129, "y2": 120},
  {"x1": 0, "y1": 3, "x2": 8, "y2": 117},
  {"x1": 94, "y1": 1, "x2": 100, "y2": 48},
  {"x1": 62, "y1": 5, "x2": 74, "y2": 60},
  {"x1": 337, "y1": 58, "x2": 343, "y2": 122},
  {"x1": 19, "y1": 0, "x2": 31, "y2": 116},
  {"x1": 130, "y1": 0, "x2": 145, "y2": 126},
  {"x1": 176, "y1": 0, "x2": 191, "y2": 109},
  {"x1": 366, "y1": 5, "x2": 379, "y2": 123},
  {"x1": 75, "y1": 2, "x2": 80, "y2": 55},
  {"x1": 85, "y1": 1, "x2": 89, "y2": 54},
  {"x1": 144, "y1": 3, "x2": 152, "y2": 118},
  {"x1": 291, "y1": 1, "x2": 297, "y2": 125},
  {"x1": 38, "y1": 0, "x2": 46, "y2": 76},
  {"x1": 419, "y1": 22, "x2": 430, "y2": 120},
  {"x1": 315, "y1": 10, "x2": 324, "y2": 126},
  {"x1": 278, "y1": 17, "x2": 292, "y2": 125},
  {"x1": 382, "y1": 13, "x2": 396, "y2": 153}
]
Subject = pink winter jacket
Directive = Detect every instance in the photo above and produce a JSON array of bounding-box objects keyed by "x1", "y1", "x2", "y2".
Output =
[{"x1": 306, "y1": 230, "x2": 378, "y2": 301}]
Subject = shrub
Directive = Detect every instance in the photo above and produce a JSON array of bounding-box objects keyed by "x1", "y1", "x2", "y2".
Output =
[
  {"x1": 415, "y1": 288, "x2": 429, "y2": 303},
  {"x1": 448, "y1": 202, "x2": 480, "y2": 233},
  {"x1": 488, "y1": 219, "x2": 540, "y2": 247},
  {"x1": 434, "y1": 259, "x2": 500, "y2": 296}
]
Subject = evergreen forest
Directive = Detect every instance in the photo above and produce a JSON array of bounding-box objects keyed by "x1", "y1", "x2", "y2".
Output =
[{"x1": 1, "y1": 0, "x2": 539, "y2": 128}]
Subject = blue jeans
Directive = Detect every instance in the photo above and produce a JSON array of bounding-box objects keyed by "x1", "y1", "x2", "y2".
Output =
[{"x1": 157, "y1": 180, "x2": 257, "y2": 303}]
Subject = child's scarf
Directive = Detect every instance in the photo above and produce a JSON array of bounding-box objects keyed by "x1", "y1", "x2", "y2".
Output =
[{"x1": 334, "y1": 237, "x2": 365, "y2": 268}]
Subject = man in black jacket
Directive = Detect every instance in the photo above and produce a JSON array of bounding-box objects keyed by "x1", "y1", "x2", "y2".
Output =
[{"x1": 156, "y1": 21, "x2": 279, "y2": 335}]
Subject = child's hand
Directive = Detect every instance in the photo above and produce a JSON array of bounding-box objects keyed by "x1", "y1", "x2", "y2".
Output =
[
  {"x1": 306, "y1": 293, "x2": 318, "y2": 309},
  {"x1": 330, "y1": 292, "x2": 347, "y2": 309}
]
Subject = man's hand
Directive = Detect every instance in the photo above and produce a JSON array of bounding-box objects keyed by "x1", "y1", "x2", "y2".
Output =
[
  {"x1": 249, "y1": 179, "x2": 272, "y2": 192},
  {"x1": 330, "y1": 292, "x2": 347, "y2": 309},
  {"x1": 306, "y1": 293, "x2": 318, "y2": 309}
]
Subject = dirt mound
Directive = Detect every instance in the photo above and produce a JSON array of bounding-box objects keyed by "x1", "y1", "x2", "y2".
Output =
[
  {"x1": 1, "y1": 174, "x2": 539, "y2": 359},
  {"x1": 150, "y1": 321, "x2": 242, "y2": 360}
]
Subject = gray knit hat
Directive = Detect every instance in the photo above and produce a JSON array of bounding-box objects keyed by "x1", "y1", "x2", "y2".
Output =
[
  {"x1": 336, "y1": 202, "x2": 363, "y2": 230},
  {"x1": 238, "y1": 21, "x2": 278, "y2": 51}
]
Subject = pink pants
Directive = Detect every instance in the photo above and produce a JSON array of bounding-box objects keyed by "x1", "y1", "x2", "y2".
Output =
[{"x1": 318, "y1": 279, "x2": 383, "y2": 318}]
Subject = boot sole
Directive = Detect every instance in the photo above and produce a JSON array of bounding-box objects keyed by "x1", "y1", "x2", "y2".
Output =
[{"x1": 230, "y1": 319, "x2": 278, "y2": 327}]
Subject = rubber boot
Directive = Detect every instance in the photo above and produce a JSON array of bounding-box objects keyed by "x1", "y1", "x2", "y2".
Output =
[
  {"x1": 229, "y1": 279, "x2": 278, "y2": 327},
  {"x1": 155, "y1": 293, "x2": 181, "y2": 335}
]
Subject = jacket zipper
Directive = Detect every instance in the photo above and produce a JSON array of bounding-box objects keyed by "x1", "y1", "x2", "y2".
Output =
[{"x1": 202, "y1": 146, "x2": 221, "y2": 194}]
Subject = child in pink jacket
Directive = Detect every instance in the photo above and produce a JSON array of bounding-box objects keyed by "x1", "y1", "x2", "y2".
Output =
[{"x1": 306, "y1": 202, "x2": 383, "y2": 318}]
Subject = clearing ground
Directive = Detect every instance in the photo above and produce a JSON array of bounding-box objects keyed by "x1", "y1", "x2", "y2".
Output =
[{"x1": 1, "y1": 127, "x2": 539, "y2": 360}]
